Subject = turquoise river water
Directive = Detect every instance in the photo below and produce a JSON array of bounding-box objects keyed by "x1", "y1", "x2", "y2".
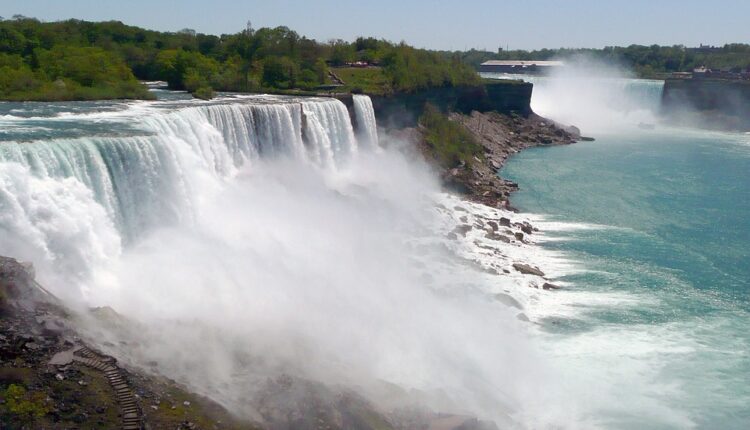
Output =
[{"x1": 495, "y1": 73, "x2": 750, "y2": 429}]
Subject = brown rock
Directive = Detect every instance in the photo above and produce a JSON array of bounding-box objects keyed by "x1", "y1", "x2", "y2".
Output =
[
  {"x1": 512, "y1": 263, "x2": 545, "y2": 277},
  {"x1": 485, "y1": 232, "x2": 510, "y2": 243}
]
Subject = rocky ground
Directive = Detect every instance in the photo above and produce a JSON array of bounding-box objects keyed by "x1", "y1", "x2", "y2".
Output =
[
  {"x1": 402, "y1": 110, "x2": 585, "y2": 209},
  {"x1": 0, "y1": 256, "x2": 255, "y2": 430},
  {"x1": 0, "y1": 109, "x2": 579, "y2": 430},
  {"x1": 0, "y1": 256, "x2": 500, "y2": 429}
]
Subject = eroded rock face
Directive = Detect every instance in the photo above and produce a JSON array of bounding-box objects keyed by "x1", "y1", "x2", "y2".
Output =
[
  {"x1": 0, "y1": 256, "x2": 35, "y2": 304},
  {"x1": 411, "y1": 110, "x2": 579, "y2": 209}
]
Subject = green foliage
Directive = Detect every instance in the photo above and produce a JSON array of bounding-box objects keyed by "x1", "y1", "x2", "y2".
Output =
[
  {"x1": 0, "y1": 383, "x2": 50, "y2": 425},
  {"x1": 0, "y1": 20, "x2": 153, "y2": 100},
  {"x1": 36, "y1": 45, "x2": 134, "y2": 86},
  {"x1": 336, "y1": 67, "x2": 392, "y2": 95},
  {"x1": 192, "y1": 86, "x2": 214, "y2": 100},
  {"x1": 155, "y1": 49, "x2": 219, "y2": 91},
  {"x1": 419, "y1": 103, "x2": 483, "y2": 168},
  {"x1": 262, "y1": 56, "x2": 299, "y2": 88},
  {"x1": 329, "y1": 39, "x2": 355, "y2": 66},
  {"x1": 383, "y1": 45, "x2": 480, "y2": 92},
  {"x1": 456, "y1": 44, "x2": 750, "y2": 78},
  {"x1": 0, "y1": 17, "x2": 481, "y2": 100}
]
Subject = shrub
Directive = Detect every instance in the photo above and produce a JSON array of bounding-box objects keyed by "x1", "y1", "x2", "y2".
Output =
[
  {"x1": 419, "y1": 103, "x2": 483, "y2": 168},
  {"x1": 192, "y1": 86, "x2": 214, "y2": 100},
  {"x1": 0, "y1": 384, "x2": 49, "y2": 425}
]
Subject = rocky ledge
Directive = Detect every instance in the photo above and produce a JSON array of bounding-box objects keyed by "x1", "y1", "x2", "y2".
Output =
[
  {"x1": 0, "y1": 256, "x2": 254, "y2": 430},
  {"x1": 0, "y1": 256, "x2": 502, "y2": 430},
  {"x1": 404, "y1": 110, "x2": 583, "y2": 209}
]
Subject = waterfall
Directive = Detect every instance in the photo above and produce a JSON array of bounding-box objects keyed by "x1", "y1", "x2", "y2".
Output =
[
  {"x1": 353, "y1": 94, "x2": 379, "y2": 148},
  {"x1": 0, "y1": 97, "x2": 367, "y2": 244},
  {"x1": 0, "y1": 93, "x2": 576, "y2": 427},
  {"x1": 482, "y1": 66, "x2": 666, "y2": 133}
]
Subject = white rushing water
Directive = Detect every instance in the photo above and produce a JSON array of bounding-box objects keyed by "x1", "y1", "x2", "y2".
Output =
[
  {"x1": 0, "y1": 98, "x2": 360, "y2": 244},
  {"x1": 353, "y1": 94, "x2": 379, "y2": 148},
  {"x1": 484, "y1": 61, "x2": 750, "y2": 428},
  {"x1": 0, "y1": 94, "x2": 579, "y2": 428}
]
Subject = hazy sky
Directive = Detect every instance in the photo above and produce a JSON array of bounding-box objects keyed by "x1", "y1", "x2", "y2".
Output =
[{"x1": 3, "y1": 0, "x2": 748, "y2": 50}]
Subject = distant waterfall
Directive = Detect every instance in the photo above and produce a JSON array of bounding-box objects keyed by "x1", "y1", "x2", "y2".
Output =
[
  {"x1": 483, "y1": 72, "x2": 666, "y2": 133},
  {"x1": 353, "y1": 94, "x2": 379, "y2": 148},
  {"x1": 0, "y1": 96, "x2": 370, "y2": 243}
]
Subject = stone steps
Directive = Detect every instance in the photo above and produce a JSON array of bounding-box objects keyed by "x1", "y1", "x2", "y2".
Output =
[{"x1": 70, "y1": 345, "x2": 143, "y2": 429}]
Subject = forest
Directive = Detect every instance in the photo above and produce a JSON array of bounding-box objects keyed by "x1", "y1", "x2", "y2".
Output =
[
  {"x1": 456, "y1": 44, "x2": 750, "y2": 78},
  {"x1": 4, "y1": 16, "x2": 748, "y2": 101},
  {"x1": 0, "y1": 16, "x2": 479, "y2": 100}
]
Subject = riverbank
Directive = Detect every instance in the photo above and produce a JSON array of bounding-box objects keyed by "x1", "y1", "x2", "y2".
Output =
[
  {"x1": 0, "y1": 89, "x2": 580, "y2": 429},
  {"x1": 0, "y1": 257, "x2": 256, "y2": 429},
  {"x1": 0, "y1": 255, "x2": 511, "y2": 429},
  {"x1": 395, "y1": 109, "x2": 582, "y2": 209}
]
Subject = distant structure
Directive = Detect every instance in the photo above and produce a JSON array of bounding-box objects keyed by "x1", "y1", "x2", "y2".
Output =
[
  {"x1": 479, "y1": 60, "x2": 564, "y2": 74},
  {"x1": 670, "y1": 65, "x2": 750, "y2": 81}
]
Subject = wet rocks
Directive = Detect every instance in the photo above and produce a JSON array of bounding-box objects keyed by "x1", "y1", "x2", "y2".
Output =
[
  {"x1": 513, "y1": 221, "x2": 534, "y2": 235},
  {"x1": 495, "y1": 293, "x2": 523, "y2": 310},
  {"x1": 485, "y1": 232, "x2": 510, "y2": 243},
  {"x1": 423, "y1": 111, "x2": 581, "y2": 208},
  {"x1": 452, "y1": 225, "x2": 472, "y2": 237},
  {"x1": 512, "y1": 263, "x2": 545, "y2": 277},
  {"x1": 542, "y1": 282, "x2": 562, "y2": 290}
]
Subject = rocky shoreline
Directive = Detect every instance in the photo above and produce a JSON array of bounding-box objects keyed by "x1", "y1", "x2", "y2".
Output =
[
  {"x1": 402, "y1": 110, "x2": 583, "y2": 210},
  {"x1": 0, "y1": 257, "x2": 502, "y2": 429},
  {"x1": 0, "y1": 256, "x2": 256, "y2": 430},
  {"x1": 0, "y1": 105, "x2": 579, "y2": 430}
]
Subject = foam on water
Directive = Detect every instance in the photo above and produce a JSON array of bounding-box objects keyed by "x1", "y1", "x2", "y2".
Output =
[{"x1": 0, "y1": 93, "x2": 591, "y2": 428}]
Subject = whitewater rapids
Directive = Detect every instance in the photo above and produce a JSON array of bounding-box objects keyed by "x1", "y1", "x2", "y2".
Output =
[{"x1": 0, "y1": 93, "x2": 582, "y2": 428}]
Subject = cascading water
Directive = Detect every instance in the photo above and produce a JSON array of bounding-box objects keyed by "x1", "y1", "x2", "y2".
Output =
[
  {"x1": 0, "y1": 93, "x2": 578, "y2": 428},
  {"x1": 0, "y1": 97, "x2": 359, "y2": 243},
  {"x1": 352, "y1": 94, "x2": 379, "y2": 148},
  {"x1": 482, "y1": 66, "x2": 665, "y2": 134},
  {"x1": 486, "y1": 61, "x2": 750, "y2": 428}
]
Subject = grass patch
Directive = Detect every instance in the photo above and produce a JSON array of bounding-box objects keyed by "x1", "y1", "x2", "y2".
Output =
[
  {"x1": 334, "y1": 67, "x2": 393, "y2": 95},
  {"x1": 0, "y1": 383, "x2": 50, "y2": 427},
  {"x1": 419, "y1": 103, "x2": 483, "y2": 168}
]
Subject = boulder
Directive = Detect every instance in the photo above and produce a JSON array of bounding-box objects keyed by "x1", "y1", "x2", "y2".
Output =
[
  {"x1": 542, "y1": 282, "x2": 562, "y2": 290},
  {"x1": 512, "y1": 263, "x2": 545, "y2": 277},
  {"x1": 485, "y1": 232, "x2": 510, "y2": 243},
  {"x1": 452, "y1": 225, "x2": 472, "y2": 237},
  {"x1": 495, "y1": 293, "x2": 522, "y2": 309}
]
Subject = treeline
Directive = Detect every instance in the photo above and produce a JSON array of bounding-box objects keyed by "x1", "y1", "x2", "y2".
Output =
[
  {"x1": 454, "y1": 44, "x2": 750, "y2": 78},
  {"x1": 0, "y1": 17, "x2": 479, "y2": 100}
]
